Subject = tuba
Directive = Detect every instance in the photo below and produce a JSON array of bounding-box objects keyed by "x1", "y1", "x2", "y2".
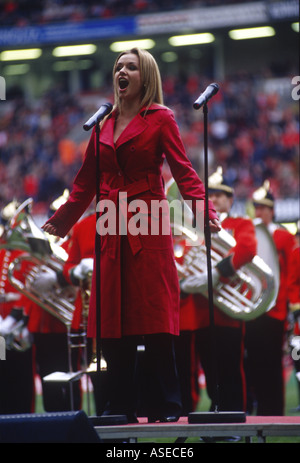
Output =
[
  {"x1": 1, "y1": 198, "x2": 77, "y2": 327},
  {"x1": 167, "y1": 181, "x2": 279, "y2": 321}
]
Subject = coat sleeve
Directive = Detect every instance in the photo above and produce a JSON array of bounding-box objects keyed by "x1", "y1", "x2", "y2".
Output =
[
  {"x1": 45, "y1": 129, "x2": 97, "y2": 237},
  {"x1": 159, "y1": 108, "x2": 218, "y2": 222}
]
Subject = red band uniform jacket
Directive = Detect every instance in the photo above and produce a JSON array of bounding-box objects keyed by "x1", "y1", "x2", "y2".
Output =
[
  {"x1": 267, "y1": 225, "x2": 297, "y2": 322},
  {"x1": 62, "y1": 213, "x2": 96, "y2": 330},
  {"x1": 47, "y1": 105, "x2": 218, "y2": 339},
  {"x1": 288, "y1": 241, "x2": 300, "y2": 335}
]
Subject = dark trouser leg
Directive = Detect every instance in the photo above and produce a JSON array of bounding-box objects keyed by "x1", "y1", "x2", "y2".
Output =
[
  {"x1": 101, "y1": 336, "x2": 139, "y2": 420},
  {"x1": 245, "y1": 316, "x2": 285, "y2": 416},
  {"x1": 141, "y1": 333, "x2": 182, "y2": 420},
  {"x1": 0, "y1": 348, "x2": 35, "y2": 414},
  {"x1": 196, "y1": 326, "x2": 246, "y2": 412},
  {"x1": 174, "y1": 331, "x2": 199, "y2": 415}
]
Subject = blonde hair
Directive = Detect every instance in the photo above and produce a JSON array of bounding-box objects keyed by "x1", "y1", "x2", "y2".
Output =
[{"x1": 112, "y1": 47, "x2": 164, "y2": 111}]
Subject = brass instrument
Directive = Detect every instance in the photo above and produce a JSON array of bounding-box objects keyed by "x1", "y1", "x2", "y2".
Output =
[
  {"x1": 0, "y1": 199, "x2": 109, "y2": 412},
  {"x1": 175, "y1": 224, "x2": 278, "y2": 320},
  {"x1": 167, "y1": 182, "x2": 279, "y2": 321},
  {"x1": 1, "y1": 198, "x2": 77, "y2": 327},
  {"x1": 2, "y1": 199, "x2": 78, "y2": 370},
  {"x1": 80, "y1": 270, "x2": 107, "y2": 374},
  {"x1": 0, "y1": 313, "x2": 32, "y2": 353},
  {"x1": 80, "y1": 270, "x2": 93, "y2": 326}
]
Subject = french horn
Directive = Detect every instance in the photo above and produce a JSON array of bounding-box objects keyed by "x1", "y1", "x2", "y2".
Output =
[{"x1": 167, "y1": 179, "x2": 279, "y2": 321}]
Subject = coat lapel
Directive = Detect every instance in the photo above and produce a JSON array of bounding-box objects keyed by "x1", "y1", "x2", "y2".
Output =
[
  {"x1": 99, "y1": 106, "x2": 164, "y2": 149},
  {"x1": 115, "y1": 114, "x2": 149, "y2": 148},
  {"x1": 99, "y1": 114, "x2": 115, "y2": 149}
]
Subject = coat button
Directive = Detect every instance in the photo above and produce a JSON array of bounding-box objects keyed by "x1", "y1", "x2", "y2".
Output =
[{"x1": 118, "y1": 171, "x2": 123, "y2": 176}]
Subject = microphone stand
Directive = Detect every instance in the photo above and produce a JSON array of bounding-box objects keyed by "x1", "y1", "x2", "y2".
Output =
[
  {"x1": 188, "y1": 103, "x2": 245, "y2": 424},
  {"x1": 94, "y1": 122, "x2": 102, "y2": 379},
  {"x1": 90, "y1": 122, "x2": 127, "y2": 426}
]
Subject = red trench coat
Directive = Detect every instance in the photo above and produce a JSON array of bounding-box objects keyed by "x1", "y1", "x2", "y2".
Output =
[{"x1": 47, "y1": 104, "x2": 218, "y2": 338}]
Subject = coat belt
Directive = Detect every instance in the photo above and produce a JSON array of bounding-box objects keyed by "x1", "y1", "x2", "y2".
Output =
[{"x1": 99, "y1": 175, "x2": 163, "y2": 259}]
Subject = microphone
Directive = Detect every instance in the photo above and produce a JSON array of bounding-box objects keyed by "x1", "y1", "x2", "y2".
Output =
[
  {"x1": 193, "y1": 83, "x2": 219, "y2": 110},
  {"x1": 83, "y1": 102, "x2": 113, "y2": 131}
]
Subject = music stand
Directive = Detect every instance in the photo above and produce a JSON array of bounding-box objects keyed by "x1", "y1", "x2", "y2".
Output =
[{"x1": 188, "y1": 102, "x2": 245, "y2": 424}]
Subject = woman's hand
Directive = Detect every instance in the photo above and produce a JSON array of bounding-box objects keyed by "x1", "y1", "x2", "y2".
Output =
[
  {"x1": 41, "y1": 223, "x2": 59, "y2": 236},
  {"x1": 209, "y1": 218, "x2": 221, "y2": 233}
]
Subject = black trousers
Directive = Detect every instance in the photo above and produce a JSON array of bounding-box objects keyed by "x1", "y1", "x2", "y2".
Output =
[
  {"x1": 101, "y1": 334, "x2": 182, "y2": 419},
  {"x1": 174, "y1": 331, "x2": 200, "y2": 415},
  {"x1": 0, "y1": 347, "x2": 35, "y2": 414},
  {"x1": 195, "y1": 325, "x2": 246, "y2": 412},
  {"x1": 245, "y1": 315, "x2": 285, "y2": 416}
]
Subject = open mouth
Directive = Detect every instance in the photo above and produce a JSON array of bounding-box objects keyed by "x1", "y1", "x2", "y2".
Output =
[{"x1": 119, "y1": 78, "x2": 129, "y2": 90}]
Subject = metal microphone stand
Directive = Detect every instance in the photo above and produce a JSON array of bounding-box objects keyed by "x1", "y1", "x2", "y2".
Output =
[
  {"x1": 88, "y1": 122, "x2": 127, "y2": 426},
  {"x1": 188, "y1": 103, "x2": 245, "y2": 424},
  {"x1": 94, "y1": 122, "x2": 102, "y2": 380}
]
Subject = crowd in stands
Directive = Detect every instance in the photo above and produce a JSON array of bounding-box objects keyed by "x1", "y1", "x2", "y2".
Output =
[
  {"x1": 0, "y1": 0, "x2": 250, "y2": 26},
  {"x1": 0, "y1": 68, "x2": 298, "y2": 215}
]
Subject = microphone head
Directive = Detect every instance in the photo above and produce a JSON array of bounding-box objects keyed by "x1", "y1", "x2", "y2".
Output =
[
  {"x1": 83, "y1": 102, "x2": 113, "y2": 131},
  {"x1": 193, "y1": 82, "x2": 220, "y2": 109},
  {"x1": 210, "y1": 82, "x2": 220, "y2": 94},
  {"x1": 83, "y1": 122, "x2": 91, "y2": 131},
  {"x1": 104, "y1": 102, "x2": 113, "y2": 111}
]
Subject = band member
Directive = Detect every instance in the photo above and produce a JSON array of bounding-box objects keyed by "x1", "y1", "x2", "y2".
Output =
[
  {"x1": 181, "y1": 167, "x2": 257, "y2": 412},
  {"x1": 245, "y1": 181, "x2": 296, "y2": 415},
  {"x1": 61, "y1": 210, "x2": 109, "y2": 415},
  {"x1": 62, "y1": 211, "x2": 95, "y2": 333},
  {"x1": 0, "y1": 201, "x2": 35, "y2": 414},
  {"x1": 288, "y1": 220, "x2": 300, "y2": 328},
  {"x1": 42, "y1": 47, "x2": 220, "y2": 423},
  {"x1": 27, "y1": 192, "x2": 82, "y2": 412},
  {"x1": 288, "y1": 220, "x2": 300, "y2": 410}
]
